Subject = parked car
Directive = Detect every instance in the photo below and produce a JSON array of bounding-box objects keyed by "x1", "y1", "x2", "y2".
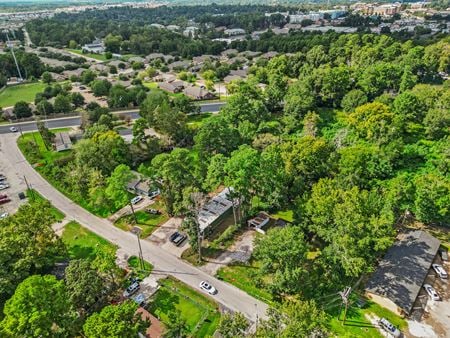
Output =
[
  {"x1": 0, "y1": 198, "x2": 11, "y2": 205},
  {"x1": 130, "y1": 196, "x2": 143, "y2": 205},
  {"x1": 0, "y1": 184, "x2": 10, "y2": 190},
  {"x1": 0, "y1": 212, "x2": 9, "y2": 220},
  {"x1": 379, "y1": 318, "x2": 401, "y2": 337},
  {"x1": 199, "y1": 281, "x2": 217, "y2": 295},
  {"x1": 132, "y1": 293, "x2": 145, "y2": 306},
  {"x1": 432, "y1": 264, "x2": 448, "y2": 279},
  {"x1": 146, "y1": 208, "x2": 161, "y2": 215},
  {"x1": 123, "y1": 281, "x2": 140, "y2": 298},
  {"x1": 9, "y1": 126, "x2": 18, "y2": 133},
  {"x1": 169, "y1": 231, "x2": 187, "y2": 246},
  {"x1": 423, "y1": 284, "x2": 440, "y2": 301}
]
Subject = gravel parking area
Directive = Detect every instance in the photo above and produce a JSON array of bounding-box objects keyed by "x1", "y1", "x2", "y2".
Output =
[{"x1": 0, "y1": 134, "x2": 29, "y2": 216}]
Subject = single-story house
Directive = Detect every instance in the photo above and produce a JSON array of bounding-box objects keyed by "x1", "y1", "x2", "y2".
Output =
[
  {"x1": 183, "y1": 86, "x2": 216, "y2": 100},
  {"x1": 158, "y1": 81, "x2": 185, "y2": 93},
  {"x1": 198, "y1": 187, "x2": 234, "y2": 236},
  {"x1": 53, "y1": 132, "x2": 73, "y2": 152},
  {"x1": 127, "y1": 178, "x2": 160, "y2": 199},
  {"x1": 365, "y1": 230, "x2": 441, "y2": 316}
]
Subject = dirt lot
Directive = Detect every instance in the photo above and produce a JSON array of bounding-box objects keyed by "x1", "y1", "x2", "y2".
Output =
[{"x1": 0, "y1": 134, "x2": 29, "y2": 216}]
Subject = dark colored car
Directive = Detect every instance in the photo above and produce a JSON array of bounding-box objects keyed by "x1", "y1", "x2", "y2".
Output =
[{"x1": 169, "y1": 231, "x2": 187, "y2": 246}]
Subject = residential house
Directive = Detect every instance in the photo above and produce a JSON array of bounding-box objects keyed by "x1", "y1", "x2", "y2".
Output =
[
  {"x1": 224, "y1": 28, "x2": 246, "y2": 36},
  {"x1": 158, "y1": 81, "x2": 185, "y2": 93},
  {"x1": 82, "y1": 39, "x2": 105, "y2": 54},
  {"x1": 53, "y1": 132, "x2": 73, "y2": 152},
  {"x1": 127, "y1": 177, "x2": 160, "y2": 199},
  {"x1": 183, "y1": 86, "x2": 216, "y2": 100},
  {"x1": 365, "y1": 231, "x2": 441, "y2": 316}
]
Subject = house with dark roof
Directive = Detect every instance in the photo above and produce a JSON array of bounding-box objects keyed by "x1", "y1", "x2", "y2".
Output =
[{"x1": 365, "y1": 230, "x2": 441, "y2": 316}]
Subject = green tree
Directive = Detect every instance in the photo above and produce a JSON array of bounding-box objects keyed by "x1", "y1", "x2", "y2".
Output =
[
  {"x1": 65, "y1": 259, "x2": 104, "y2": 313},
  {"x1": 13, "y1": 101, "x2": 32, "y2": 118},
  {"x1": 0, "y1": 275, "x2": 76, "y2": 338},
  {"x1": 41, "y1": 71, "x2": 53, "y2": 84},
  {"x1": 53, "y1": 94, "x2": 73, "y2": 114},
  {"x1": 105, "y1": 164, "x2": 136, "y2": 209},
  {"x1": 217, "y1": 312, "x2": 249, "y2": 338},
  {"x1": 83, "y1": 301, "x2": 149, "y2": 338}
]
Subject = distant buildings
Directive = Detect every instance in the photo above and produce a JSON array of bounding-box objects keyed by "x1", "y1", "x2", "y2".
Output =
[{"x1": 82, "y1": 39, "x2": 105, "y2": 54}]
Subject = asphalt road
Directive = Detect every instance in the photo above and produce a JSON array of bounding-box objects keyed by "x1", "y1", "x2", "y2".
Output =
[
  {"x1": 0, "y1": 123, "x2": 268, "y2": 322},
  {"x1": 0, "y1": 102, "x2": 225, "y2": 134}
]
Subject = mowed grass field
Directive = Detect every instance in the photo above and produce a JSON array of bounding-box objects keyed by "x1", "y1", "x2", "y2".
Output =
[
  {"x1": 0, "y1": 82, "x2": 46, "y2": 107},
  {"x1": 149, "y1": 277, "x2": 221, "y2": 337}
]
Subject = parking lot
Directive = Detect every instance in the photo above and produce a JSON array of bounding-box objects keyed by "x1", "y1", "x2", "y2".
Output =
[{"x1": 0, "y1": 134, "x2": 29, "y2": 217}]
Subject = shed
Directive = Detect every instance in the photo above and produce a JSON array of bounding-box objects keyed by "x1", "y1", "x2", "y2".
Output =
[{"x1": 365, "y1": 230, "x2": 441, "y2": 316}]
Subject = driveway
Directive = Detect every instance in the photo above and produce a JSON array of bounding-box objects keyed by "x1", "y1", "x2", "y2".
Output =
[{"x1": 0, "y1": 132, "x2": 268, "y2": 322}]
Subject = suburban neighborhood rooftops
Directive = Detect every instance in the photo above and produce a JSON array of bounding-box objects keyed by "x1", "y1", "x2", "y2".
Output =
[{"x1": 365, "y1": 230, "x2": 441, "y2": 315}]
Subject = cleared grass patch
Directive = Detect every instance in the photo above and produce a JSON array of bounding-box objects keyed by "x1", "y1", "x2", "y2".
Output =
[
  {"x1": 149, "y1": 277, "x2": 220, "y2": 337},
  {"x1": 0, "y1": 82, "x2": 46, "y2": 107},
  {"x1": 114, "y1": 200, "x2": 168, "y2": 238},
  {"x1": 62, "y1": 221, "x2": 117, "y2": 260},
  {"x1": 216, "y1": 260, "x2": 274, "y2": 305}
]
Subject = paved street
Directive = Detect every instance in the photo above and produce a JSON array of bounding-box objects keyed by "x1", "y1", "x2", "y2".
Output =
[
  {"x1": 0, "y1": 131, "x2": 267, "y2": 322},
  {"x1": 0, "y1": 102, "x2": 225, "y2": 134}
]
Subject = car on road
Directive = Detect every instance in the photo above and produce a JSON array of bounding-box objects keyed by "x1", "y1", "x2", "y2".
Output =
[
  {"x1": 432, "y1": 264, "x2": 448, "y2": 279},
  {"x1": 0, "y1": 183, "x2": 10, "y2": 190},
  {"x1": 169, "y1": 231, "x2": 187, "y2": 246},
  {"x1": 9, "y1": 126, "x2": 18, "y2": 133},
  {"x1": 199, "y1": 281, "x2": 217, "y2": 295},
  {"x1": 0, "y1": 198, "x2": 11, "y2": 205},
  {"x1": 123, "y1": 281, "x2": 140, "y2": 298},
  {"x1": 0, "y1": 212, "x2": 9, "y2": 220},
  {"x1": 423, "y1": 284, "x2": 440, "y2": 301},
  {"x1": 130, "y1": 196, "x2": 143, "y2": 205},
  {"x1": 379, "y1": 318, "x2": 401, "y2": 337},
  {"x1": 146, "y1": 208, "x2": 161, "y2": 215}
]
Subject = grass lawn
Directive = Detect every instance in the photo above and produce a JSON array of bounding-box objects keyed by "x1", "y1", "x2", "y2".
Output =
[
  {"x1": 149, "y1": 277, "x2": 221, "y2": 337},
  {"x1": 0, "y1": 82, "x2": 47, "y2": 107},
  {"x1": 66, "y1": 49, "x2": 108, "y2": 61},
  {"x1": 26, "y1": 189, "x2": 65, "y2": 221},
  {"x1": 187, "y1": 113, "x2": 212, "y2": 129},
  {"x1": 216, "y1": 260, "x2": 274, "y2": 305},
  {"x1": 62, "y1": 221, "x2": 117, "y2": 260},
  {"x1": 114, "y1": 200, "x2": 168, "y2": 238},
  {"x1": 127, "y1": 255, "x2": 153, "y2": 280},
  {"x1": 328, "y1": 299, "x2": 408, "y2": 338}
]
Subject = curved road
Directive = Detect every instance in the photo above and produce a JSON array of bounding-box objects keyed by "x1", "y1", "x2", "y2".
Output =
[
  {"x1": 0, "y1": 111, "x2": 268, "y2": 322},
  {"x1": 0, "y1": 102, "x2": 225, "y2": 134}
]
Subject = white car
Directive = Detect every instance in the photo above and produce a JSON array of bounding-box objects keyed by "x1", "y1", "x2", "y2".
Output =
[
  {"x1": 379, "y1": 318, "x2": 401, "y2": 337},
  {"x1": 432, "y1": 264, "x2": 448, "y2": 279},
  {"x1": 0, "y1": 183, "x2": 10, "y2": 190},
  {"x1": 423, "y1": 284, "x2": 440, "y2": 301},
  {"x1": 199, "y1": 281, "x2": 217, "y2": 295},
  {"x1": 9, "y1": 126, "x2": 18, "y2": 133},
  {"x1": 0, "y1": 212, "x2": 9, "y2": 220},
  {"x1": 130, "y1": 196, "x2": 143, "y2": 205}
]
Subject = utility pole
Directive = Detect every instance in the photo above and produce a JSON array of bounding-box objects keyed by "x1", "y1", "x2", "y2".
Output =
[
  {"x1": 131, "y1": 226, "x2": 145, "y2": 271},
  {"x1": 338, "y1": 286, "x2": 352, "y2": 326}
]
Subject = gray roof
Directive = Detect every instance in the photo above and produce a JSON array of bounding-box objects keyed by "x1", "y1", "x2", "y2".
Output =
[{"x1": 365, "y1": 230, "x2": 440, "y2": 315}]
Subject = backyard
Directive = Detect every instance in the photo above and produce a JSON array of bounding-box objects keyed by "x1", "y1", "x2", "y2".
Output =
[
  {"x1": 114, "y1": 199, "x2": 169, "y2": 238},
  {"x1": 149, "y1": 277, "x2": 221, "y2": 338},
  {"x1": 62, "y1": 221, "x2": 117, "y2": 260},
  {"x1": 0, "y1": 82, "x2": 47, "y2": 107}
]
